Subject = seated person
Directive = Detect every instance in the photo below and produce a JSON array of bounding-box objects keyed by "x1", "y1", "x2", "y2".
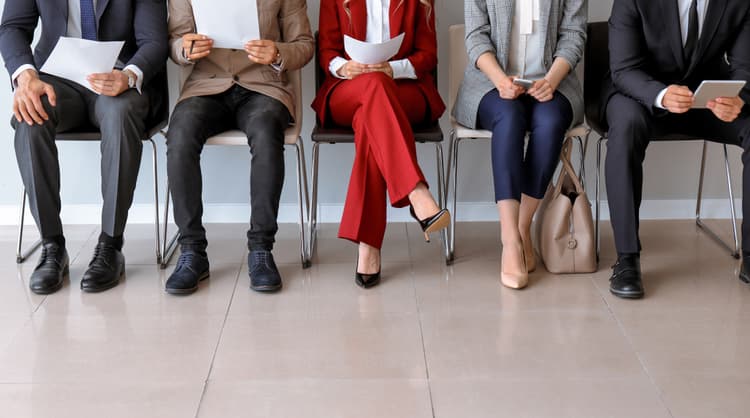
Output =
[
  {"x1": 604, "y1": 0, "x2": 750, "y2": 299},
  {"x1": 165, "y1": 0, "x2": 314, "y2": 294},
  {"x1": 0, "y1": 0, "x2": 168, "y2": 294}
]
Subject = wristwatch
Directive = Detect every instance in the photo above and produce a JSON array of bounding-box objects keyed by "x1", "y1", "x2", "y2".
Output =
[{"x1": 124, "y1": 70, "x2": 136, "y2": 89}]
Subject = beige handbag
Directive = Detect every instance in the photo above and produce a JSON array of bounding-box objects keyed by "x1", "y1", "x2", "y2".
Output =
[{"x1": 535, "y1": 138, "x2": 597, "y2": 274}]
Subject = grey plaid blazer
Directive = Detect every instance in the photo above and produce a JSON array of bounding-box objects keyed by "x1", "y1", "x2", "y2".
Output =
[{"x1": 454, "y1": 0, "x2": 587, "y2": 129}]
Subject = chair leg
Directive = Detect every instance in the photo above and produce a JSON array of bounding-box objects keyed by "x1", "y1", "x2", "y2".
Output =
[
  {"x1": 447, "y1": 132, "x2": 460, "y2": 264},
  {"x1": 160, "y1": 181, "x2": 180, "y2": 269},
  {"x1": 16, "y1": 188, "x2": 42, "y2": 264},
  {"x1": 595, "y1": 134, "x2": 605, "y2": 264},
  {"x1": 146, "y1": 138, "x2": 162, "y2": 265},
  {"x1": 695, "y1": 142, "x2": 741, "y2": 259},
  {"x1": 433, "y1": 142, "x2": 451, "y2": 264},
  {"x1": 308, "y1": 142, "x2": 321, "y2": 260},
  {"x1": 293, "y1": 138, "x2": 311, "y2": 269},
  {"x1": 576, "y1": 135, "x2": 587, "y2": 186}
]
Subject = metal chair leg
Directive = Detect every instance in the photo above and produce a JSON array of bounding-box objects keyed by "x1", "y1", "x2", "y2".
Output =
[
  {"x1": 447, "y1": 133, "x2": 460, "y2": 264},
  {"x1": 595, "y1": 134, "x2": 605, "y2": 263},
  {"x1": 160, "y1": 181, "x2": 180, "y2": 269},
  {"x1": 146, "y1": 138, "x2": 162, "y2": 265},
  {"x1": 433, "y1": 142, "x2": 451, "y2": 264},
  {"x1": 16, "y1": 188, "x2": 42, "y2": 264},
  {"x1": 293, "y1": 138, "x2": 311, "y2": 268},
  {"x1": 696, "y1": 142, "x2": 741, "y2": 259},
  {"x1": 308, "y1": 142, "x2": 321, "y2": 259}
]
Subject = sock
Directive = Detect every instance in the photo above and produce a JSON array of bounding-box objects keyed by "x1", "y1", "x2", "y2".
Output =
[{"x1": 98, "y1": 232, "x2": 123, "y2": 251}]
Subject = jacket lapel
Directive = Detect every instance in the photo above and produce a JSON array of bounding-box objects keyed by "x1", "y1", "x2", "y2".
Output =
[
  {"x1": 389, "y1": 0, "x2": 405, "y2": 38},
  {"x1": 686, "y1": 0, "x2": 726, "y2": 75},
  {"x1": 96, "y1": 0, "x2": 112, "y2": 23},
  {"x1": 659, "y1": 0, "x2": 686, "y2": 70},
  {"x1": 347, "y1": 0, "x2": 368, "y2": 40}
]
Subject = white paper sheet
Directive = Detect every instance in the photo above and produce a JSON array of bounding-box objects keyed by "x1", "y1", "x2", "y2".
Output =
[
  {"x1": 191, "y1": 0, "x2": 261, "y2": 50},
  {"x1": 344, "y1": 33, "x2": 405, "y2": 65},
  {"x1": 40, "y1": 37, "x2": 124, "y2": 93}
]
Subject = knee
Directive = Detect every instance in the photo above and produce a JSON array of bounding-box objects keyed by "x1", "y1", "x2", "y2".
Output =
[
  {"x1": 606, "y1": 95, "x2": 649, "y2": 134},
  {"x1": 246, "y1": 115, "x2": 286, "y2": 155},
  {"x1": 358, "y1": 72, "x2": 397, "y2": 93},
  {"x1": 95, "y1": 93, "x2": 147, "y2": 127}
]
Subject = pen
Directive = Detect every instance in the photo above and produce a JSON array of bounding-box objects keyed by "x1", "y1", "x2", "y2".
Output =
[{"x1": 189, "y1": 40, "x2": 195, "y2": 57}]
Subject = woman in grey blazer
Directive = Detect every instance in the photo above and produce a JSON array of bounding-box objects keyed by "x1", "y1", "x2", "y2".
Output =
[{"x1": 454, "y1": 0, "x2": 586, "y2": 289}]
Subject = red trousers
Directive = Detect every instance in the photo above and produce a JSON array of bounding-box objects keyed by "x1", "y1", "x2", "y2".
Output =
[{"x1": 327, "y1": 73, "x2": 430, "y2": 249}]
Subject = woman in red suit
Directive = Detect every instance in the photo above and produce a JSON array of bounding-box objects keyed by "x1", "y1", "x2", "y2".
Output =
[{"x1": 312, "y1": 0, "x2": 449, "y2": 289}]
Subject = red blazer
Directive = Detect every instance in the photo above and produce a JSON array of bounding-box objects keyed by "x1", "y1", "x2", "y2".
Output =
[{"x1": 311, "y1": 0, "x2": 446, "y2": 125}]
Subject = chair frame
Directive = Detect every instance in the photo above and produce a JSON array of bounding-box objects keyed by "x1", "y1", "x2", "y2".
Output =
[
  {"x1": 17, "y1": 132, "x2": 165, "y2": 264},
  {"x1": 159, "y1": 69, "x2": 311, "y2": 269},
  {"x1": 593, "y1": 134, "x2": 740, "y2": 261}
]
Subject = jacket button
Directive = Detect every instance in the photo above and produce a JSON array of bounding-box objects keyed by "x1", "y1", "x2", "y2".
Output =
[{"x1": 233, "y1": 75, "x2": 239, "y2": 81}]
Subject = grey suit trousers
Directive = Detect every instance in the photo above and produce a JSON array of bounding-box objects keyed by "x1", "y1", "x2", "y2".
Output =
[{"x1": 14, "y1": 74, "x2": 150, "y2": 240}]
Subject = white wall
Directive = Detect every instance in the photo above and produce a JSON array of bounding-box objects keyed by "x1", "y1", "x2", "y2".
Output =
[{"x1": 0, "y1": 0, "x2": 741, "y2": 225}]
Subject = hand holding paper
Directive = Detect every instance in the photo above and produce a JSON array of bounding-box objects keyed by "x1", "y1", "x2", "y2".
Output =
[
  {"x1": 191, "y1": 0, "x2": 260, "y2": 49},
  {"x1": 40, "y1": 37, "x2": 125, "y2": 93}
]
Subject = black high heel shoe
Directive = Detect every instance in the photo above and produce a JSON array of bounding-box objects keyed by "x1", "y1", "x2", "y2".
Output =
[
  {"x1": 355, "y1": 264, "x2": 381, "y2": 289},
  {"x1": 410, "y1": 206, "x2": 451, "y2": 242}
]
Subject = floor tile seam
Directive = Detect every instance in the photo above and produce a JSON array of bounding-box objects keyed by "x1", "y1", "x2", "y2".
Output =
[
  {"x1": 68, "y1": 227, "x2": 99, "y2": 265},
  {"x1": 194, "y1": 261, "x2": 243, "y2": 417},
  {"x1": 592, "y1": 277, "x2": 677, "y2": 418}
]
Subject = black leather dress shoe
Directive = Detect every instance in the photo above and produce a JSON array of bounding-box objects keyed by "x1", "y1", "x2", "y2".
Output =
[
  {"x1": 165, "y1": 250, "x2": 210, "y2": 295},
  {"x1": 81, "y1": 242, "x2": 125, "y2": 293},
  {"x1": 610, "y1": 254, "x2": 644, "y2": 299},
  {"x1": 740, "y1": 258, "x2": 750, "y2": 285},
  {"x1": 248, "y1": 250, "x2": 282, "y2": 293},
  {"x1": 29, "y1": 242, "x2": 69, "y2": 295}
]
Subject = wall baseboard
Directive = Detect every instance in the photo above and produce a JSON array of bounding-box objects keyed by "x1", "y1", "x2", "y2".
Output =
[{"x1": 0, "y1": 198, "x2": 742, "y2": 226}]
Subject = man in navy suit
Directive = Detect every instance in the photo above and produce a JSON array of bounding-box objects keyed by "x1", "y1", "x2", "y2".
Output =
[
  {"x1": 604, "y1": 0, "x2": 750, "y2": 299},
  {"x1": 0, "y1": 0, "x2": 168, "y2": 294}
]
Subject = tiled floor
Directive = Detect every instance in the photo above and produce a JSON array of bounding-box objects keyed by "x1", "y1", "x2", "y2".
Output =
[{"x1": 0, "y1": 220, "x2": 749, "y2": 417}]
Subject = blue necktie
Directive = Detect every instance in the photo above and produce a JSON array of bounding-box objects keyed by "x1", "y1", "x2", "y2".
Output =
[{"x1": 80, "y1": 0, "x2": 97, "y2": 40}]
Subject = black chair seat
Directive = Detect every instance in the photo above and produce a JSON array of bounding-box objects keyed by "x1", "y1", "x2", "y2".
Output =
[
  {"x1": 311, "y1": 123, "x2": 443, "y2": 144},
  {"x1": 49, "y1": 121, "x2": 167, "y2": 142}
]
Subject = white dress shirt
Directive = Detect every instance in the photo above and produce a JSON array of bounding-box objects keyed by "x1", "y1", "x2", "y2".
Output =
[
  {"x1": 13, "y1": 0, "x2": 143, "y2": 93},
  {"x1": 655, "y1": 0, "x2": 710, "y2": 109},
  {"x1": 506, "y1": 0, "x2": 546, "y2": 80},
  {"x1": 328, "y1": 0, "x2": 417, "y2": 80}
]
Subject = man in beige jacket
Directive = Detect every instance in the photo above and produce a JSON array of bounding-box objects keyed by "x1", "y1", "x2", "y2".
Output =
[{"x1": 165, "y1": 0, "x2": 313, "y2": 295}]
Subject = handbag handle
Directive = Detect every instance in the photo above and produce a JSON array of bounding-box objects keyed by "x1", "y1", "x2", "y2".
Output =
[{"x1": 553, "y1": 137, "x2": 585, "y2": 195}]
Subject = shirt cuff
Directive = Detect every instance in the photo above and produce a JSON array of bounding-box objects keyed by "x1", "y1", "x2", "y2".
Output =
[
  {"x1": 654, "y1": 88, "x2": 668, "y2": 110},
  {"x1": 390, "y1": 59, "x2": 417, "y2": 80},
  {"x1": 123, "y1": 65, "x2": 143, "y2": 94},
  {"x1": 329, "y1": 56, "x2": 348, "y2": 79},
  {"x1": 12, "y1": 64, "x2": 36, "y2": 87}
]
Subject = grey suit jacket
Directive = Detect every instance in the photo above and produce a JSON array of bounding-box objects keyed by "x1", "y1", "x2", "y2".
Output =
[{"x1": 454, "y1": 0, "x2": 587, "y2": 129}]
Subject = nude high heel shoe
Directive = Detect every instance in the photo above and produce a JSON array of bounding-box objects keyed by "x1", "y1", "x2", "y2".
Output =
[{"x1": 501, "y1": 242, "x2": 529, "y2": 290}]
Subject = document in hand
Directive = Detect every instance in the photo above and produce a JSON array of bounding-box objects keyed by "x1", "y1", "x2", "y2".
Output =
[
  {"x1": 40, "y1": 37, "x2": 124, "y2": 93},
  {"x1": 344, "y1": 33, "x2": 405, "y2": 65},
  {"x1": 191, "y1": 0, "x2": 261, "y2": 49}
]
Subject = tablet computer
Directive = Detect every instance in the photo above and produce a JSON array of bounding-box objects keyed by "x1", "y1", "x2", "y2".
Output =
[{"x1": 692, "y1": 80, "x2": 746, "y2": 108}]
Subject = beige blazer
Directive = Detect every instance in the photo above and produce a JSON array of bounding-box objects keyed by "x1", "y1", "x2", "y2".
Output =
[{"x1": 168, "y1": 0, "x2": 314, "y2": 119}]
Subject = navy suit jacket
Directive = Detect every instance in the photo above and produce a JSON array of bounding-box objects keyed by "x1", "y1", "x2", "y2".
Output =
[
  {"x1": 605, "y1": 0, "x2": 750, "y2": 114},
  {"x1": 0, "y1": 0, "x2": 168, "y2": 85}
]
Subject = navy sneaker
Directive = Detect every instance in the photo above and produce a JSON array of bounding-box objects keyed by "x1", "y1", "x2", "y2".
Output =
[
  {"x1": 248, "y1": 250, "x2": 282, "y2": 293},
  {"x1": 165, "y1": 250, "x2": 210, "y2": 295}
]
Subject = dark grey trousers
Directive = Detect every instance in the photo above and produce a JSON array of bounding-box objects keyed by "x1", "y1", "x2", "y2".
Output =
[
  {"x1": 14, "y1": 74, "x2": 150, "y2": 241},
  {"x1": 166, "y1": 85, "x2": 291, "y2": 253},
  {"x1": 605, "y1": 93, "x2": 750, "y2": 254}
]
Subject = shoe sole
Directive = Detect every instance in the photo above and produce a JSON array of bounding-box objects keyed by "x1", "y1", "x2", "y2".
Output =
[
  {"x1": 81, "y1": 265, "x2": 124, "y2": 294},
  {"x1": 250, "y1": 283, "x2": 283, "y2": 293},
  {"x1": 166, "y1": 272, "x2": 211, "y2": 296},
  {"x1": 610, "y1": 288, "x2": 645, "y2": 299},
  {"x1": 30, "y1": 264, "x2": 69, "y2": 295},
  {"x1": 424, "y1": 211, "x2": 451, "y2": 235}
]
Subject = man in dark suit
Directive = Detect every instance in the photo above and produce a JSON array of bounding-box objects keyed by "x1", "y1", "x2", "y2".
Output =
[
  {"x1": 0, "y1": 0, "x2": 168, "y2": 294},
  {"x1": 604, "y1": 0, "x2": 750, "y2": 299}
]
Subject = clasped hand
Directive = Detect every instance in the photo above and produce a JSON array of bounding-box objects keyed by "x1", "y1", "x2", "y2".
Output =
[
  {"x1": 337, "y1": 61, "x2": 393, "y2": 79},
  {"x1": 182, "y1": 34, "x2": 279, "y2": 65},
  {"x1": 498, "y1": 76, "x2": 555, "y2": 102}
]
